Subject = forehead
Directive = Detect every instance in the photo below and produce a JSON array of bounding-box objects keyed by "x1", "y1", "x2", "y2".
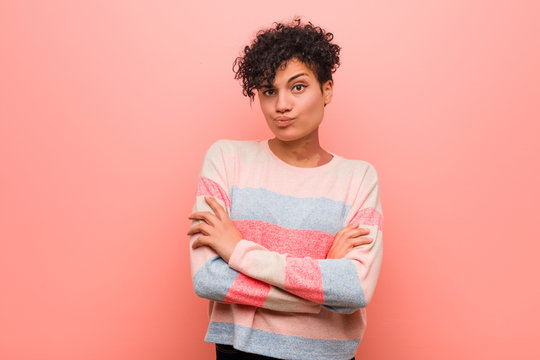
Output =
[{"x1": 272, "y1": 58, "x2": 315, "y2": 83}]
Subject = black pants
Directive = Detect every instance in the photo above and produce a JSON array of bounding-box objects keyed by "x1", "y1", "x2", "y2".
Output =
[{"x1": 216, "y1": 344, "x2": 355, "y2": 360}]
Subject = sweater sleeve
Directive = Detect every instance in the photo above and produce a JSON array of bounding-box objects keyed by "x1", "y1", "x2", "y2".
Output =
[
  {"x1": 189, "y1": 141, "x2": 321, "y2": 314},
  {"x1": 228, "y1": 164, "x2": 384, "y2": 314}
]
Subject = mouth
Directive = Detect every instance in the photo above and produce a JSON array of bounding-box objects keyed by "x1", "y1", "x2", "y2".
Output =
[{"x1": 274, "y1": 117, "x2": 294, "y2": 127}]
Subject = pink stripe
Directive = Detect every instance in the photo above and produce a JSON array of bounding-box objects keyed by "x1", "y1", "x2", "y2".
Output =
[
  {"x1": 223, "y1": 273, "x2": 270, "y2": 307},
  {"x1": 350, "y1": 207, "x2": 383, "y2": 230},
  {"x1": 197, "y1": 177, "x2": 230, "y2": 209},
  {"x1": 285, "y1": 257, "x2": 324, "y2": 303},
  {"x1": 233, "y1": 220, "x2": 334, "y2": 259},
  {"x1": 252, "y1": 305, "x2": 366, "y2": 340}
]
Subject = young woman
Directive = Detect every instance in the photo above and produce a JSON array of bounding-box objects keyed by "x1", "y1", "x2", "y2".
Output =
[{"x1": 188, "y1": 19, "x2": 383, "y2": 360}]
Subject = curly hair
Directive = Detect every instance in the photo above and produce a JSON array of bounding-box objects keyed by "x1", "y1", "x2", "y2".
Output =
[{"x1": 233, "y1": 18, "x2": 341, "y2": 101}]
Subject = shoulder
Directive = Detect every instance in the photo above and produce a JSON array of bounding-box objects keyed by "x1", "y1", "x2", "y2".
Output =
[
  {"x1": 334, "y1": 157, "x2": 382, "y2": 204},
  {"x1": 334, "y1": 156, "x2": 380, "y2": 183},
  {"x1": 205, "y1": 139, "x2": 258, "y2": 155},
  {"x1": 207, "y1": 139, "x2": 259, "y2": 151},
  {"x1": 203, "y1": 139, "x2": 262, "y2": 164}
]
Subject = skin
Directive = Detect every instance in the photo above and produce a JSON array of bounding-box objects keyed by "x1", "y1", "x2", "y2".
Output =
[
  {"x1": 258, "y1": 57, "x2": 334, "y2": 168},
  {"x1": 188, "y1": 196, "x2": 242, "y2": 263},
  {"x1": 188, "y1": 57, "x2": 373, "y2": 262}
]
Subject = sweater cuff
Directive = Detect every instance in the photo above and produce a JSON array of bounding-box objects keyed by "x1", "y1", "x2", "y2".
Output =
[{"x1": 228, "y1": 239, "x2": 259, "y2": 272}]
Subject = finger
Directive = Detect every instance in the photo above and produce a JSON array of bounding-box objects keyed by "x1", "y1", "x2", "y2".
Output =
[
  {"x1": 205, "y1": 196, "x2": 227, "y2": 220},
  {"x1": 187, "y1": 222, "x2": 212, "y2": 236},
  {"x1": 187, "y1": 225, "x2": 202, "y2": 236},
  {"x1": 349, "y1": 227, "x2": 371, "y2": 237},
  {"x1": 339, "y1": 227, "x2": 369, "y2": 241},
  {"x1": 189, "y1": 211, "x2": 218, "y2": 226},
  {"x1": 192, "y1": 235, "x2": 210, "y2": 249},
  {"x1": 335, "y1": 223, "x2": 357, "y2": 237},
  {"x1": 358, "y1": 227, "x2": 371, "y2": 234},
  {"x1": 343, "y1": 223, "x2": 358, "y2": 231},
  {"x1": 352, "y1": 237, "x2": 373, "y2": 247}
]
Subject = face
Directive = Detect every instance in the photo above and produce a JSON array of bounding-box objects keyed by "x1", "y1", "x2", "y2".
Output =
[{"x1": 257, "y1": 58, "x2": 333, "y2": 143}]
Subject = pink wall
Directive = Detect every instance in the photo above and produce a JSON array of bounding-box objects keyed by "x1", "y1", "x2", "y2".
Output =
[{"x1": 1, "y1": 1, "x2": 539, "y2": 359}]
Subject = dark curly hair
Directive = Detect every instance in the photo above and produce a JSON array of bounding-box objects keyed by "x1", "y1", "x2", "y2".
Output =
[{"x1": 233, "y1": 18, "x2": 341, "y2": 101}]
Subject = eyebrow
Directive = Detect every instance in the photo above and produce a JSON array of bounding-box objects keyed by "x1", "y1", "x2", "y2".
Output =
[
  {"x1": 287, "y1": 73, "x2": 308, "y2": 83},
  {"x1": 260, "y1": 72, "x2": 309, "y2": 89}
]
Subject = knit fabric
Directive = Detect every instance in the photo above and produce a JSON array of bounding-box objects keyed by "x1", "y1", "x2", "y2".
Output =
[{"x1": 189, "y1": 139, "x2": 383, "y2": 360}]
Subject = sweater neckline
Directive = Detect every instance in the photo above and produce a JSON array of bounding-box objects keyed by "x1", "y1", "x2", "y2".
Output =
[{"x1": 259, "y1": 139, "x2": 341, "y2": 173}]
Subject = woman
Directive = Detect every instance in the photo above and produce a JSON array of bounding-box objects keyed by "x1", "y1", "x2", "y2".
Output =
[{"x1": 188, "y1": 19, "x2": 383, "y2": 360}]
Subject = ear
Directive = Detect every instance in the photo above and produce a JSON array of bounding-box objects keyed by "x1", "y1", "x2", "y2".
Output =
[{"x1": 322, "y1": 80, "x2": 333, "y2": 106}]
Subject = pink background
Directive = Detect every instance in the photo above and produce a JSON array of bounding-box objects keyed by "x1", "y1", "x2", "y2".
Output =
[{"x1": 1, "y1": 1, "x2": 539, "y2": 359}]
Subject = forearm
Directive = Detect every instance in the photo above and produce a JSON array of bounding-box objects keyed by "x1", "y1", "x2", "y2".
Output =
[
  {"x1": 191, "y1": 239, "x2": 320, "y2": 314},
  {"x1": 189, "y1": 143, "x2": 321, "y2": 313},
  {"x1": 228, "y1": 223, "x2": 383, "y2": 314}
]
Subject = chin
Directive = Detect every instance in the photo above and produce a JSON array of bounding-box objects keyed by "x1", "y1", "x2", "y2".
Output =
[
  {"x1": 270, "y1": 129, "x2": 297, "y2": 140},
  {"x1": 272, "y1": 127, "x2": 318, "y2": 142},
  {"x1": 272, "y1": 134, "x2": 307, "y2": 143}
]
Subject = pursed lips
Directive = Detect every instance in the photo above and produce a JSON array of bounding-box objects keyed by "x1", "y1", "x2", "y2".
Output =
[{"x1": 274, "y1": 117, "x2": 294, "y2": 127}]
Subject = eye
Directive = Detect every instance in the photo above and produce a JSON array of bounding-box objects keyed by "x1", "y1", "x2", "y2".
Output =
[
  {"x1": 262, "y1": 89, "x2": 276, "y2": 96},
  {"x1": 292, "y1": 84, "x2": 307, "y2": 92}
]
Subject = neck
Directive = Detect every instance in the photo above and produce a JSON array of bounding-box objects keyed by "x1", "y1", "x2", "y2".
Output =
[{"x1": 268, "y1": 133, "x2": 333, "y2": 168}]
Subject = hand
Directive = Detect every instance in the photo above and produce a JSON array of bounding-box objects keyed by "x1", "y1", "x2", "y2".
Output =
[
  {"x1": 187, "y1": 196, "x2": 242, "y2": 263},
  {"x1": 326, "y1": 223, "x2": 373, "y2": 259}
]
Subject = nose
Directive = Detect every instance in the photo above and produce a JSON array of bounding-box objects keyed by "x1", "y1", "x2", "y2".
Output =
[{"x1": 275, "y1": 92, "x2": 292, "y2": 113}]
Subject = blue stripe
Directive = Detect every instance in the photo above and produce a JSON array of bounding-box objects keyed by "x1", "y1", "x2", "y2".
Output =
[
  {"x1": 205, "y1": 321, "x2": 360, "y2": 360},
  {"x1": 230, "y1": 187, "x2": 350, "y2": 234},
  {"x1": 192, "y1": 256, "x2": 237, "y2": 302},
  {"x1": 320, "y1": 259, "x2": 366, "y2": 314}
]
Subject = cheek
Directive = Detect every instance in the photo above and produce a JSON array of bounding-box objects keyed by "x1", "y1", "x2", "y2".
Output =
[
  {"x1": 300, "y1": 92, "x2": 324, "y2": 116},
  {"x1": 259, "y1": 100, "x2": 273, "y2": 119}
]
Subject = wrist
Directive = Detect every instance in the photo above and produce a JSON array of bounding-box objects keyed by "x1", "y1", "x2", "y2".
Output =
[{"x1": 221, "y1": 236, "x2": 242, "y2": 263}]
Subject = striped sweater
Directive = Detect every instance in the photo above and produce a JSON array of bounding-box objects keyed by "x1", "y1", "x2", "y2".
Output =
[{"x1": 189, "y1": 139, "x2": 383, "y2": 360}]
